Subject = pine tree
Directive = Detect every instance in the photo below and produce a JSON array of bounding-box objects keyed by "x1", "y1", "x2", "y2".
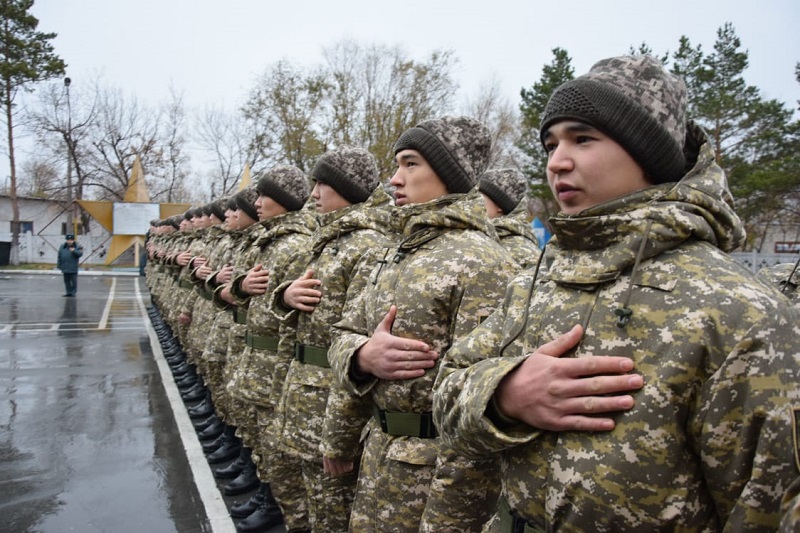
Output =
[
  {"x1": 672, "y1": 23, "x2": 800, "y2": 250},
  {"x1": 1, "y1": 0, "x2": 65, "y2": 265}
]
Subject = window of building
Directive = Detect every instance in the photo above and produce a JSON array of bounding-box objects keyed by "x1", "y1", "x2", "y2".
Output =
[{"x1": 10, "y1": 221, "x2": 34, "y2": 234}]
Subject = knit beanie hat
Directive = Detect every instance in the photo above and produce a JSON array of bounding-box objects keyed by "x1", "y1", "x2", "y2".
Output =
[
  {"x1": 311, "y1": 146, "x2": 380, "y2": 204},
  {"x1": 394, "y1": 115, "x2": 492, "y2": 193},
  {"x1": 234, "y1": 186, "x2": 260, "y2": 221},
  {"x1": 479, "y1": 168, "x2": 528, "y2": 214},
  {"x1": 209, "y1": 197, "x2": 228, "y2": 221},
  {"x1": 255, "y1": 165, "x2": 310, "y2": 211},
  {"x1": 540, "y1": 55, "x2": 688, "y2": 184}
]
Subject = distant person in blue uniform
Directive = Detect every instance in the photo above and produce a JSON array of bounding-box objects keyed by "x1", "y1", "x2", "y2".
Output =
[{"x1": 57, "y1": 234, "x2": 83, "y2": 296}]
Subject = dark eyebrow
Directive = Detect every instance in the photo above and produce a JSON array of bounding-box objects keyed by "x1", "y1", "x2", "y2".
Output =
[
  {"x1": 396, "y1": 152, "x2": 422, "y2": 164},
  {"x1": 543, "y1": 121, "x2": 599, "y2": 140}
]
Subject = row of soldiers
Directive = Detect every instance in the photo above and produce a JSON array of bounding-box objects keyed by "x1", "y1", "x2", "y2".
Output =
[
  {"x1": 144, "y1": 119, "x2": 541, "y2": 532},
  {"x1": 144, "y1": 53, "x2": 800, "y2": 533}
]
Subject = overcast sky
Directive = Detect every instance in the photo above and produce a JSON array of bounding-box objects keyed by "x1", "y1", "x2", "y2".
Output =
[
  {"x1": 8, "y1": 0, "x2": 798, "y2": 184},
  {"x1": 29, "y1": 0, "x2": 798, "y2": 110}
]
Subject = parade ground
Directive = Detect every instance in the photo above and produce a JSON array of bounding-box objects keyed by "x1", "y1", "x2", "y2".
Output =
[{"x1": 0, "y1": 271, "x2": 284, "y2": 533}]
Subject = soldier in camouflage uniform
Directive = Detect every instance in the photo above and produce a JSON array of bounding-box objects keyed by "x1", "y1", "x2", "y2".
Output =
[
  {"x1": 757, "y1": 259, "x2": 800, "y2": 532},
  {"x1": 225, "y1": 166, "x2": 315, "y2": 533},
  {"x1": 199, "y1": 188, "x2": 263, "y2": 490},
  {"x1": 758, "y1": 259, "x2": 800, "y2": 307},
  {"x1": 478, "y1": 168, "x2": 541, "y2": 270},
  {"x1": 433, "y1": 55, "x2": 800, "y2": 531},
  {"x1": 270, "y1": 147, "x2": 391, "y2": 532},
  {"x1": 328, "y1": 116, "x2": 517, "y2": 532}
]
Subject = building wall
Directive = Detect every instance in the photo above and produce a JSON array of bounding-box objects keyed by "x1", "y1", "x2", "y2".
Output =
[{"x1": 0, "y1": 195, "x2": 113, "y2": 265}]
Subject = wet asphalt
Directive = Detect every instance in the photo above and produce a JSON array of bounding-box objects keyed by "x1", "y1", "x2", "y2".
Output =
[{"x1": 0, "y1": 272, "x2": 282, "y2": 533}]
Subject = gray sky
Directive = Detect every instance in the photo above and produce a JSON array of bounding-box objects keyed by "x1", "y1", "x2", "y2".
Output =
[
  {"x1": 8, "y1": 0, "x2": 797, "y2": 188},
  {"x1": 29, "y1": 0, "x2": 799, "y2": 111}
]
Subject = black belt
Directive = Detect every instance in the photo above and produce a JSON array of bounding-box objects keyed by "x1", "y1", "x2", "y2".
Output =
[
  {"x1": 373, "y1": 406, "x2": 436, "y2": 438},
  {"x1": 245, "y1": 332, "x2": 279, "y2": 351},
  {"x1": 293, "y1": 343, "x2": 330, "y2": 368}
]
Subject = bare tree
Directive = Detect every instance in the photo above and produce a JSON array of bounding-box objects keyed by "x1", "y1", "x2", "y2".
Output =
[
  {"x1": 194, "y1": 104, "x2": 256, "y2": 198},
  {"x1": 242, "y1": 60, "x2": 328, "y2": 172},
  {"x1": 322, "y1": 41, "x2": 458, "y2": 178},
  {"x1": 461, "y1": 76, "x2": 524, "y2": 170}
]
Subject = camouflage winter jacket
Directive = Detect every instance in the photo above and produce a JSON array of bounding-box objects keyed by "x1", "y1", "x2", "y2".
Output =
[
  {"x1": 329, "y1": 188, "x2": 516, "y2": 465},
  {"x1": 492, "y1": 202, "x2": 541, "y2": 270},
  {"x1": 272, "y1": 186, "x2": 392, "y2": 461},
  {"x1": 758, "y1": 261, "x2": 800, "y2": 307},
  {"x1": 227, "y1": 205, "x2": 315, "y2": 407},
  {"x1": 433, "y1": 124, "x2": 800, "y2": 531}
]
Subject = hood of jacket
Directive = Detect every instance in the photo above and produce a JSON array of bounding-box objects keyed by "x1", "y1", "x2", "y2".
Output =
[
  {"x1": 543, "y1": 122, "x2": 745, "y2": 285},
  {"x1": 493, "y1": 201, "x2": 537, "y2": 242},
  {"x1": 309, "y1": 185, "x2": 392, "y2": 255},
  {"x1": 391, "y1": 187, "x2": 497, "y2": 252},
  {"x1": 252, "y1": 201, "x2": 316, "y2": 249}
]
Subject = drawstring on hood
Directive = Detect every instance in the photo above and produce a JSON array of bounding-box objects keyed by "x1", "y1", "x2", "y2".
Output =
[{"x1": 615, "y1": 220, "x2": 653, "y2": 327}]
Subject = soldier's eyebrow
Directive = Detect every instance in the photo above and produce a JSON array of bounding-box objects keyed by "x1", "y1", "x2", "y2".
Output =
[{"x1": 396, "y1": 152, "x2": 422, "y2": 165}]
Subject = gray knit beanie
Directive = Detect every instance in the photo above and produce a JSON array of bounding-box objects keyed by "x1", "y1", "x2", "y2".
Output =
[
  {"x1": 209, "y1": 197, "x2": 228, "y2": 221},
  {"x1": 234, "y1": 187, "x2": 259, "y2": 221},
  {"x1": 540, "y1": 55, "x2": 688, "y2": 184},
  {"x1": 311, "y1": 146, "x2": 380, "y2": 204},
  {"x1": 393, "y1": 115, "x2": 492, "y2": 193},
  {"x1": 255, "y1": 165, "x2": 310, "y2": 211},
  {"x1": 479, "y1": 168, "x2": 527, "y2": 214}
]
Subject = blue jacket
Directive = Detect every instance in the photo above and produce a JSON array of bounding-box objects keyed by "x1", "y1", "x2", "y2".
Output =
[{"x1": 57, "y1": 242, "x2": 83, "y2": 273}]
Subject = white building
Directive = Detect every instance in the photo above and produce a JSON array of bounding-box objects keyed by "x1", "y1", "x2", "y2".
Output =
[{"x1": 0, "y1": 194, "x2": 113, "y2": 266}]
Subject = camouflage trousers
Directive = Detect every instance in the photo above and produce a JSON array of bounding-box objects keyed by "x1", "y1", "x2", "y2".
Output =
[
  {"x1": 298, "y1": 456, "x2": 357, "y2": 533},
  {"x1": 252, "y1": 405, "x2": 309, "y2": 531},
  {"x1": 349, "y1": 428, "x2": 434, "y2": 532},
  {"x1": 201, "y1": 310, "x2": 233, "y2": 420}
]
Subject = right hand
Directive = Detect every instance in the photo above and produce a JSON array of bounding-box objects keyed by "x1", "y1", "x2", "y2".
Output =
[
  {"x1": 354, "y1": 305, "x2": 438, "y2": 380},
  {"x1": 241, "y1": 264, "x2": 270, "y2": 296},
  {"x1": 176, "y1": 251, "x2": 192, "y2": 266},
  {"x1": 495, "y1": 325, "x2": 644, "y2": 432},
  {"x1": 283, "y1": 269, "x2": 322, "y2": 312}
]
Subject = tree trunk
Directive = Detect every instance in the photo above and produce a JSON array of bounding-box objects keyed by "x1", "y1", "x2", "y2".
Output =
[{"x1": 3, "y1": 79, "x2": 20, "y2": 266}]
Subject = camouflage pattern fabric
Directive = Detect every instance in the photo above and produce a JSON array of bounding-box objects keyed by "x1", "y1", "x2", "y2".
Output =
[
  {"x1": 758, "y1": 261, "x2": 800, "y2": 307},
  {"x1": 227, "y1": 204, "x2": 315, "y2": 408},
  {"x1": 492, "y1": 202, "x2": 541, "y2": 270},
  {"x1": 433, "y1": 124, "x2": 800, "y2": 531},
  {"x1": 328, "y1": 188, "x2": 517, "y2": 531},
  {"x1": 757, "y1": 262, "x2": 800, "y2": 532},
  {"x1": 255, "y1": 404, "x2": 310, "y2": 531},
  {"x1": 271, "y1": 187, "x2": 392, "y2": 531}
]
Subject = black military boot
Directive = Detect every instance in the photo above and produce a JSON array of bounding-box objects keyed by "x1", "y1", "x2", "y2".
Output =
[
  {"x1": 223, "y1": 457, "x2": 259, "y2": 495},
  {"x1": 193, "y1": 413, "x2": 220, "y2": 431},
  {"x1": 206, "y1": 428, "x2": 241, "y2": 464},
  {"x1": 197, "y1": 417, "x2": 225, "y2": 442},
  {"x1": 187, "y1": 397, "x2": 214, "y2": 419},
  {"x1": 234, "y1": 487, "x2": 283, "y2": 533},
  {"x1": 181, "y1": 383, "x2": 207, "y2": 403},
  {"x1": 229, "y1": 482, "x2": 266, "y2": 519},
  {"x1": 214, "y1": 446, "x2": 251, "y2": 479}
]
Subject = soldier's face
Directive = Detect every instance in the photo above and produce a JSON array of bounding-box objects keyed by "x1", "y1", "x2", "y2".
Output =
[
  {"x1": 224, "y1": 208, "x2": 238, "y2": 230},
  {"x1": 544, "y1": 121, "x2": 650, "y2": 215},
  {"x1": 236, "y1": 209, "x2": 257, "y2": 229},
  {"x1": 255, "y1": 194, "x2": 287, "y2": 220},
  {"x1": 311, "y1": 181, "x2": 351, "y2": 213},
  {"x1": 481, "y1": 193, "x2": 504, "y2": 219},
  {"x1": 390, "y1": 149, "x2": 448, "y2": 206}
]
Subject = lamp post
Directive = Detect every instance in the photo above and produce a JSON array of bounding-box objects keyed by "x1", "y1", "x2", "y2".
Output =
[{"x1": 64, "y1": 77, "x2": 77, "y2": 237}]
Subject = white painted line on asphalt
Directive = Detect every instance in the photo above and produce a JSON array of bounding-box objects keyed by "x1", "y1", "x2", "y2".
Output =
[
  {"x1": 134, "y1": 278, "x2": 236, "y2": 533},
  {"x1": 98, "y1": 277, "x2": 117, "y2": 330}
]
